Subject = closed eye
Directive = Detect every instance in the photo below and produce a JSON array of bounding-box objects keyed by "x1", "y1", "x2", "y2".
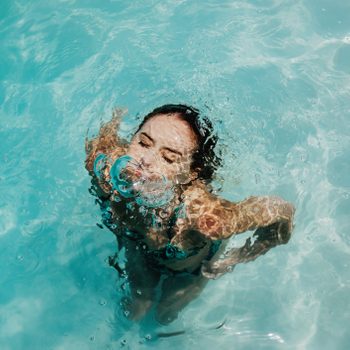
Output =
[
  {"x1": 162, "y1": 151, "x2": 179, "y2": 164},
  {"x1": 163, "y1": 156, "x2": 174, "y2": 164},
  {"x1": 139, "y1": 139, "x2": 151, "y2": 148}
]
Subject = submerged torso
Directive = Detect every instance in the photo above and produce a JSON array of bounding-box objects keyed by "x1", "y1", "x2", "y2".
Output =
[
  {"x1": 92, "y1": 146, "x2": 219, "y2": 274},
  {"x1": 101, "y1": 189, "x2": 216, "y2": 273}
]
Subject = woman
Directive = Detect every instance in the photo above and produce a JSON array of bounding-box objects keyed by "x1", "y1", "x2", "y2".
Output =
[{"x1": 85, "y1": 104, "x2": 295, "y2": 324}]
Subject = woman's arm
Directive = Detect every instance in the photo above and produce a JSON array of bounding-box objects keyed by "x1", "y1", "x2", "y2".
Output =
[
  {"x1": 179, "y1": 186, "x2": 295, "y2": 279},
  {"x1": 183, "y1": 187, "x2": 295, "y2": 241}
]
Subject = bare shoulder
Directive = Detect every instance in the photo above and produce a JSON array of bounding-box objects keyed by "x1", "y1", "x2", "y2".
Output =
[
  {"x1": 182, "y1": 182, "x2": 235, "y2": 210},
  {"x1": 180, "y1": 182, "x2": 238, "y2": 239}
]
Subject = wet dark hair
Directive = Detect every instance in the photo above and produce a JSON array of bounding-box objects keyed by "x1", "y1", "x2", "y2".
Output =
[{"x1": 135, "y1": 104, "x2": 221, "y2": 182}]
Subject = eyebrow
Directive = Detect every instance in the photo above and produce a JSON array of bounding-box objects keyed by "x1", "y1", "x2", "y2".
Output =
[
  {"x1": 141, "y1": 132, "x2": 183, "y2": 156},
  {"x1": 140, "y1": 132, "x2": 154, "y2": 143}
]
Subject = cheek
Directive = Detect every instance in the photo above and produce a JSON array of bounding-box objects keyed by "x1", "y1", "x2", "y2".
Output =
[
  {"x1": 178, "y1": 161, "x2": 191, "y2": 174},
  {"x1": 167, "y1": 161, "x2": 192, "y2": 183},
  {"x1": 127, "y1": 143, "x2": 145, "y2": 159},
  {"x1": 127, "y1": 141, "x2": 137, "y2": 154}
]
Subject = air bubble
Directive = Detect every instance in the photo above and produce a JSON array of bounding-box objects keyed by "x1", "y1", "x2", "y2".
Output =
[
  {"x1": 159, "y1": 209, "x2": 168, "y2": 219},
  {"x1": 139, "y1": 205, "x2": 148, "y2": 216},
  {"x1": 123, "y1": 310, "x2": 130, "y2": 317}
]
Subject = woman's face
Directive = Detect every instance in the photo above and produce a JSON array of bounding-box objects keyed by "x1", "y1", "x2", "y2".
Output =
[{"x1": 127, "y1": 113, "x2": 198, "y2": 184}]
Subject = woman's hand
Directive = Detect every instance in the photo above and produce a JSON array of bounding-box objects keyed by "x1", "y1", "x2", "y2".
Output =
[{"x1": 201, "y1": 220, "x2": 294, "y2": 279}]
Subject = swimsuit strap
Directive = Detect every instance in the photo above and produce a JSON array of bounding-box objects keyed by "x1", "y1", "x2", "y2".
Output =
[{"x1": 207, "y1": 239, "x2": 222, "y2": 260}]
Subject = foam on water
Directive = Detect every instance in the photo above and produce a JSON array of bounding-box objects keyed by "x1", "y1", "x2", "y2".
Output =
[{"x1": 1, "y1": 0, "x2": 350, "y2": 349}]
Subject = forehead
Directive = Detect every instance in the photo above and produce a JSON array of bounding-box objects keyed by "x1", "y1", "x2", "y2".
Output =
[{"x1": 139, "y1": 113, "x2": 198, "y2": 153}]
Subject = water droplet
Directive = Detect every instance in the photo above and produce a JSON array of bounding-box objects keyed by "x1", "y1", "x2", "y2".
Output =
[
  {"x1": 99, "y1": 299, "x2": 107, "y2": 306},
  {"x1": 255, "y1": 174, "x2": 260, "y2": 184},
  {"x1": 123, "y1": 310, "x2": 130, "y2": 317},
  {"x1": 136, "y1": 289, "x2": 142, "y2": 295},
  {"x1": 138, "y1": 205, "x2": 148, "y2": 216},
  {"x1": 16, "y1": 255, "x2": 24, "y2": 261},
  {"x1": 121, "y1": 339, "x2": 127, "y2": 346},
  {"x1": 159, "y1": 210, "x2": 168, "y2": 219},
  {"x1": 145, "y1": 334, "x2": 152, "y2": 340}
]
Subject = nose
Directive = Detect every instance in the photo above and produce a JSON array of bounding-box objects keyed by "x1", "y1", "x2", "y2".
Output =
[{"x1": 139, "y1": 152, "x2": 154, "y2": 169}]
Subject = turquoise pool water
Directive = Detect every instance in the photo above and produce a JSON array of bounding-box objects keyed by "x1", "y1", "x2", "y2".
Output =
[{"x1": 1, "y1": 0, "x2": 349, "y2": 349}]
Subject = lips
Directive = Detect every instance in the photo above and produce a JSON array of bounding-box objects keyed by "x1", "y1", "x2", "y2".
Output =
[
  {"x1": 110, "y1": 155, "x2": 174, "y2": 207},
  {"x1": 133, "y1": 172, "x2": 168, "y2": 195},
  {"x1": 118, "y1": 164, "x2": 166, "y2": 195}
]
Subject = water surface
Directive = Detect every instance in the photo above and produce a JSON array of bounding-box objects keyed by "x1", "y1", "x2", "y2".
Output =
[{"x1": 1, "y1": 0, "x2": 350, "y2": 349}]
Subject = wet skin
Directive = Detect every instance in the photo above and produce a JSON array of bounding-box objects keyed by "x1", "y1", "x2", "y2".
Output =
[{"x1": 85, "y1": 109, "x2": 295, "y2": 323}]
